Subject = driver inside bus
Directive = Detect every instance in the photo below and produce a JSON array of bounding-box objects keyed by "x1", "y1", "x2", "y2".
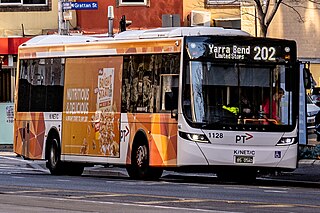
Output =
[{"x1": 262, "y1": 88, "x2": 284, "y2": 123}]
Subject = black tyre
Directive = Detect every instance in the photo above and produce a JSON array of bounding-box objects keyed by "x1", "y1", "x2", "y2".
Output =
[
  {"x1": 46, "y1": 137, "x2": 64, "y2": 175},
  {"x1": 126, "y1": 141, "x2": 163, "y2": 180}
]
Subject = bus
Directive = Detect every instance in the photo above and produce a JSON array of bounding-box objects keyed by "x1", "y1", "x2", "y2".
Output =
[{"x1": 14, "y1": 27, "x2": 301, "y2": 181}]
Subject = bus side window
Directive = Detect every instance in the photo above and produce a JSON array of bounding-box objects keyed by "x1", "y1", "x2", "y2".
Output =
[
  {"x1": 121, "y1": 54, "x2": 180, "y2": 113},
  {"x1": 17, "y1": 58, "x2": 64, "y2": 113}
]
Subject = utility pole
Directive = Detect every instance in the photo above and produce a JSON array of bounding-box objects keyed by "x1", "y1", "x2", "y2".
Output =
[
  {"x1": 107, "y1": 6, "x2": 114, "y2": 37},
  {"x1": 0, "y1": 56, "x2": 3, "y2": 72},
  {"x1": 58, "y1": 0, "x2": 69, "y2": 35}
]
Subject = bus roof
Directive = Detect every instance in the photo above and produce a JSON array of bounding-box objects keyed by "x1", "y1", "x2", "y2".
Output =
[
  {"x1": 113, "y1": 27, "x2": 250, "y2": 40},
  {"x1": 21, "y1": 27, "x2": 250, "y2": 47}
]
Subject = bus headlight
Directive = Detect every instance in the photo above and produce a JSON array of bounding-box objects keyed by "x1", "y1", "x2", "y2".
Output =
[
  {"x1": 276, "y1": 137, "x2": 296, "y2": 146},
  {"x1": 179, "y1": 131, "x2": 209, "y2": 143}
]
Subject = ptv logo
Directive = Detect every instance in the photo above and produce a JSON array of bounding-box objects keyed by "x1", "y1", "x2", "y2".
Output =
[{"x1": 235, "y1": 133, "x2": 253, "y2": 143}]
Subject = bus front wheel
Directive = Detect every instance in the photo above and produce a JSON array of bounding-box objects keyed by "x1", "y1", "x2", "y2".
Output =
[{"x1": 126, "y1": 141, "x2": 163, "y2": 180}]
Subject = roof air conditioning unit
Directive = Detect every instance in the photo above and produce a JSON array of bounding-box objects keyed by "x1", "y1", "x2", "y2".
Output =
[{"x1": 190, "y1": 10, "x2": 211, "y2": 27}]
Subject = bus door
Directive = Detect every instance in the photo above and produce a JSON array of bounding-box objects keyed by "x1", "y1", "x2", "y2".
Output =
[
  {"x1": 21, "y1": 120, "x2": 30, "y2": 158},
  {"x1": 95, "y1": 59, "x2": 122, "y2": 157},
  {"x1": 16, "y1": 60, "x2": 47, "y2": 159},
  {"x1": 299, "y1": 61, "x2": 312, "y2": 145}
]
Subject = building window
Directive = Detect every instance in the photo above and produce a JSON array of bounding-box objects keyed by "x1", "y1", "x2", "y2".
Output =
[
  {"x1": 214, "y1": 19, "x2": 241, "y2": 29},
  {"x1": 118, "y1": 0, "x2": 149, "y2": 6},
  {"x1": 0, "y1": 0, "x2": 49, "y2": 12},
  {"x1": 0, "y1": 69, "x2": 13, "y2": 102},
  {"x1": 0, "y1": 0, "x2": 46, "y2": 5},
  {"x1": 0, "y1": 0, "x2": 21, "y2": 4},
  {"x1": 206, "y1": 0, "x2": 239, "y2": 6}
]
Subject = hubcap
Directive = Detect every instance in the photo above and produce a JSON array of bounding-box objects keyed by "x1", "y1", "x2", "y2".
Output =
[
  {"x1": 50, "y1": 139, "x2": 58, "y2": 168},
  {"x1": 136, "y1": 145, "x2": 147, "y2": 167}
]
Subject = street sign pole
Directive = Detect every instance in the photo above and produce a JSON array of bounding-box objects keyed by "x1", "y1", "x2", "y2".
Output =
[
  {"x1": 58, "y1": 0, "x2": 69, "y2": 35},
  {"x1": 58, "y1": 1, "x2": 98, "y2": 35}
]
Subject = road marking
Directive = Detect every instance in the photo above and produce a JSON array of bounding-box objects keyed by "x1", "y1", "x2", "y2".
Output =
[
  {"x1": 136, "y1": 198, "x2": 207, "y2": 205},
  {"x1": 5, "y1": 189, "x2": 60, "y2": 194},
  {"x1": 69, "y1": 193, "x2": 127, "y2": 199},
  {"x1": 56, "y1": 179, "x2": 71, "y2": 182},
  {"x1": 264, "y1": 190, "x2": 288, "y2": 193},
  {"x1": 11, "y1": 176, "x2": 25, "y2": 179},
  {"x1": 1, "y1": 186, "x2": 320, "y2": 211},
  {"x1": 0, "y1": 152, "x2": 16, "y2": 156},
  {"x1": 10, "y1": 194, "x2": 236, "y2": 213},
  {"x1": 0, "y1": 156, "x2": 27, "y2": 162},
  {"x1": 252, "y1": 204, "x2": 295, "y2": 208},
  {"x1": 187, "y1": 186, "x2": 210, "y2": 189},
  {"x1": 0, "y1": 155, "x2": 48, "y2": 173}
]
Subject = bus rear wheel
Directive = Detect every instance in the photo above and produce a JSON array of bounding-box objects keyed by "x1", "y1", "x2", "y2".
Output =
[
  {"x1": 46, "y1": 137, "x2": 64, "y2": 175},
  {"x1": 126, "y1": 142, "x2": 163, "y2": 180}
]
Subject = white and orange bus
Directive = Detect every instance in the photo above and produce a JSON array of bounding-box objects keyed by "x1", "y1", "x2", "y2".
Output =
[{"x1": 14, "y1": 27, "x2": 302, "y2": 181}]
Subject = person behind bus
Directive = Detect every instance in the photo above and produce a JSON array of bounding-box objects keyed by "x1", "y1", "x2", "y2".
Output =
[
  {"x1": 315, "y1": 111, "x2": 320, "y2": 141},
  {"x1": 262, "y1": 88, "x2": 284, "y2": 122}
]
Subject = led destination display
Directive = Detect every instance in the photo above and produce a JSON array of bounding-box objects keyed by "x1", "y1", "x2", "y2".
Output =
[{"x1": 186, "y1": 36, "x2": 296, "y2": 63}]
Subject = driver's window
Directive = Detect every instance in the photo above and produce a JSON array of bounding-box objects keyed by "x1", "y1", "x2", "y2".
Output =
[{"x1": 160, "y1": 74, "x2": 179, "y2": 111}]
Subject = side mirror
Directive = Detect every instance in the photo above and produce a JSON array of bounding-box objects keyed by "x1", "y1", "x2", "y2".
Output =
[
  {"x1": 165, "y1": 92, "x2": 178, "y2": 120},
  {"x1": 285, "y1": 67, "x2": 293, "y2": 91},
  {"x1": 304, "y1": 68, "x2": 312, "y2": 89}
]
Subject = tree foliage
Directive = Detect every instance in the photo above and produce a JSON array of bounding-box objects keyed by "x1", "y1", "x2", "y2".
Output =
[
  {"x1": 253, "y1": 0, "x2": 282, "y2": 37},
  {"x1": 254, "y1": 0, "x2": 320, "y2": 36}
]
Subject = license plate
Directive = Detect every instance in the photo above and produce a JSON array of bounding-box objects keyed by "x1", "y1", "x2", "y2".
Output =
[{"x1": 235, "y1": 156, "x2": 253, "y2": 164}]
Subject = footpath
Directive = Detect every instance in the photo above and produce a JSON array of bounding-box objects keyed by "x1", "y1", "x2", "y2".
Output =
[{"x1": 272, "y1": 138, "x2": 320, "y2": 183}]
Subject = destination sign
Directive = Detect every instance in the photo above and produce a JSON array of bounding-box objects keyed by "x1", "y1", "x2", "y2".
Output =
[
  {"x1": 206, "y1": 44, "x2": 279, "y2": 61},
  {"x1": 186, "y1": 37, "x2": 295, "y2": 63}
]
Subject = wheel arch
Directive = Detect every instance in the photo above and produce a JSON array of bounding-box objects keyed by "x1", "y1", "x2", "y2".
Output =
[
  {"x1": 127, "y1": 128, "x2": 163, "y2": 180},
  {"x1": 132, "y1": 129, "x2": 148, "y2": 146},
  {"x1": 131, "y1": 129, "x2": 149, "y2": 161}
]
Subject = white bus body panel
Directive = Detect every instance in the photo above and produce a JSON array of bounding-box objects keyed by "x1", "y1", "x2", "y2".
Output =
[
  {"x1": 197, "y1": 143, "x2": 297, "y2": 169},
  {"x1": 43, "y1": 112, "x2": 63, "y2": 160},
  {"x1": 177, "y1": 138, "x2": 209, "y2": 165},
  {"x1": 177, "y1": 135, "x2": 297, "y2": 169},
  {"x1": 177, "y1": 114, "x2": 298, "y2": 169}
]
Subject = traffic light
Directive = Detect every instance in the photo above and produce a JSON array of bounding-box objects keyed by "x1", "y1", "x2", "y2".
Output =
[{"x1": 119, "y1": 15, "x2": 132, "y2": 32}]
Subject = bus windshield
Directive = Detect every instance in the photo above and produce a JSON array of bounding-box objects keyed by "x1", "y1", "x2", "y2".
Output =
[{"x1": 182, "y1": 61, "x2": 294, "y2": 130}]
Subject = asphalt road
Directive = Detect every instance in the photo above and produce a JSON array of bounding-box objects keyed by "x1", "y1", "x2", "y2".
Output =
[{"x1": 0, "y1": 153, "x2": 320, "y2": 213}]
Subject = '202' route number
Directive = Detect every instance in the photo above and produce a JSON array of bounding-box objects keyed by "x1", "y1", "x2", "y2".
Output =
[{"x1": 254, "y1": 46, "x2": 276, "y2": 61}]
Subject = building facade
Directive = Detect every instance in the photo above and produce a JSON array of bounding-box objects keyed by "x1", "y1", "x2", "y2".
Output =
[{"x1": 267, "y1": 0, "x2": 320, "y2": 85}]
